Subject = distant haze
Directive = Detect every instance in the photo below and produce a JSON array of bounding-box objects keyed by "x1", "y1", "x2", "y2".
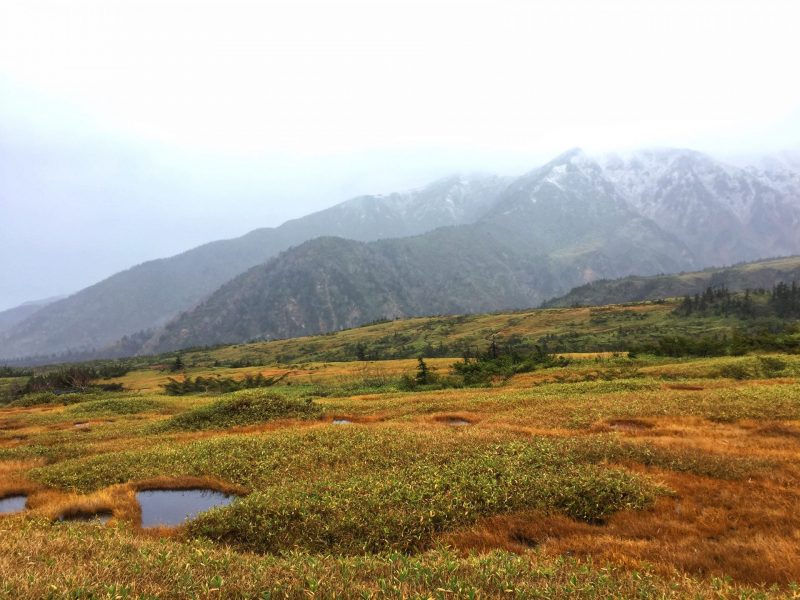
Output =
[{"x1": 1, "y1": 0, "x2": 799, "y2": 310}]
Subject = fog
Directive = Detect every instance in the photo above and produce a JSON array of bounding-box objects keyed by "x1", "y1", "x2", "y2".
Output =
[{"x1": 2, "y1": 0, "x2": 800, "y2": 310}]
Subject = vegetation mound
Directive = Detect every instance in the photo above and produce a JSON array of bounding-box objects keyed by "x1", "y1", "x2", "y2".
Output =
[
  {"x1": 186, "y1": 438, "x2": 655, "y2": 555},
  {"x1": 9, "y1": 391, "x2": 91, "y2": 408},
  {"x1": 66, "y1": 397, "x2": 163, "y2": 417},
  {"x1": 160, "y1": 389, "x2": 321, "y2": 431}
]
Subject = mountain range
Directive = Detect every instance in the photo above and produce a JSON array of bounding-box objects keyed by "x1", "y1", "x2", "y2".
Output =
[{"x1": 2, "y1": 147, "x2": 799, "y2": 361}]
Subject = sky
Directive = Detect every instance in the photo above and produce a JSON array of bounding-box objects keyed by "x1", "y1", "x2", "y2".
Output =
[{"x1": 1, "y1": 0, "x2": 800, "y2": 310}]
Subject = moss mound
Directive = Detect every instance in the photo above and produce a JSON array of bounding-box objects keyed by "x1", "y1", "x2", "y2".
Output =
[{"x1": 161, "y1": 389, "x2": 321, "y2": 431}]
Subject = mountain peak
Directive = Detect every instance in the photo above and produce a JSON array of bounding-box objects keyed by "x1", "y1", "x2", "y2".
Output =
[{"x1": 550, "y1": 147, "x2": 588, "y2": 165}]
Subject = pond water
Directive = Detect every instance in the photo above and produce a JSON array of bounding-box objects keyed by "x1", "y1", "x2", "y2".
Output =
[
  {"x1": 0, "y1": 495, "x2": 26, "y2": 514},
  {"x1": 332, "y1": 419, "x2": 352, "y2": 425},
  {"x1": 607, "y1": 418, "x2": 652, "y2": 431},
  {"x1": 136, "y1": 489, "x2": 236, "y2": 527}
]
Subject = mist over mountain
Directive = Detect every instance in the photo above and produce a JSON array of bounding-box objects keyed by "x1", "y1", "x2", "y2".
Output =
[
  {"x1": 2, "y1": 147, "x2": 799, "y2": 361},
  {"x1": 143, "y1": 151, "x2": 695, "y2": 353},
  {"x1": 601, "y1": 149, "x2": 800, "y2": 265}
]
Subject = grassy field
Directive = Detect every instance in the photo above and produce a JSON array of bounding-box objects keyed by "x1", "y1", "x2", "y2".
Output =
[{"x1": 2, "y1": 307, "x2": 800, "y2": 597}]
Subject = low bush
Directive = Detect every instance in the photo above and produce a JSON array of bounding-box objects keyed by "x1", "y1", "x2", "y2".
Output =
[
  {"x1": 161, "y1": 372, "x2": 288, "y2": 395},
  {"x1": 0, "y1": 365, "x2": 33, "y2": 377},
  {"x1": 714, "y1": 355, "x2": 793, "y2": 380},
  {"x1": 8, "y1": 364, "x2": 128, "y2": 401},
  {"x1": 452, "y1": 347, "x2": 569, "y2": 385},
  {"x1": 9, "y1": 391, "x2": 94, "y2": 408}
]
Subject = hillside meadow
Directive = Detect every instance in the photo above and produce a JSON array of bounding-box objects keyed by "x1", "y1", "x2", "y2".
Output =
[
  {"x1": 85, "y1": 299, "x2": 756, "y2": 371},
  {"x1": 1, "y1": 302, "x2": 800, "y2": 598}
]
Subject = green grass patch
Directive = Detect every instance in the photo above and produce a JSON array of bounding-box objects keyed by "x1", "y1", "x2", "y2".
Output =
[
  {"x1": 189, "y1": 451, "x2": 653, "y2": 554},
  {"x1": 9, "y1": 391, "x2": 98, "y2": 408}
]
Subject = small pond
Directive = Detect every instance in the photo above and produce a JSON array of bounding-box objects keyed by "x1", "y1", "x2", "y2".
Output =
[
  {"x1": 0, "y1": 495, "x2": 27, "y2": 514},
  {"x1": 332, "y1": 418, "x2": 352, "y2": 425},
  {"x1": 434, "y1": 415, "x2": 472, "y2": 426},
  {"x1": 136, "y1": 489, "x2": 236, "y2": 528},
  {"x1": 439, "y1": 417, "x2": 471, "y2": 426}
]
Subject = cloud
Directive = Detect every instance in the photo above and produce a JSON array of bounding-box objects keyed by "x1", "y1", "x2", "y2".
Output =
[{"x1": 1, "y1": 0, "x2": 799, "y2": 308}]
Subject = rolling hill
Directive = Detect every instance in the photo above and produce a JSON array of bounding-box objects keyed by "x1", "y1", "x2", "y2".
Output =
[{"x1": 543, "y1": 256, "x2": 800, "y2": 307}]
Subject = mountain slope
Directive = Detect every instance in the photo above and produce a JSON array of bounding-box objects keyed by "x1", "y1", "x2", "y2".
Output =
[
  {"x1": 543, "y1": 256, "x2": 800, "y2": 307},
  {"x1": 0, "y1": 175, "x2": 509, "y2": 360},
  {"x1": 145, "y1": 151, "x2": 695, "y2": 352}
]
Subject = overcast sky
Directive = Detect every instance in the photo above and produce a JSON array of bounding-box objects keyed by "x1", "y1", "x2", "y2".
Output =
[{"x1": 1, "y1": 0, "x2": 800, "y2": 310}]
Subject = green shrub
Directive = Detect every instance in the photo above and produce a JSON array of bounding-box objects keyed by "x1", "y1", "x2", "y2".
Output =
[{"x1": 0, "y1": 365, "x2": 33, "y2": 377}]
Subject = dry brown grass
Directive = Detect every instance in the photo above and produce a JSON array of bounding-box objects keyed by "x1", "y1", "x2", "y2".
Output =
[
  {"x1": 443, "y1": 409, "x2": 800, "y2": 585},
  {"x1": 599, "y1": 418, "x2": 655, "y2": 432},
  {"x1": 28, "y1": 485, "x2": 132, "y2": 522},
  {"x1": 0, "y1": 459, "x2": 44, "y2": 509},
  {"x1": 13, "y1": 475, "x2": 247, "y2": 531},
  {"x1": 445, "y1": 466, "x2": 800, "y2": 584}
]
